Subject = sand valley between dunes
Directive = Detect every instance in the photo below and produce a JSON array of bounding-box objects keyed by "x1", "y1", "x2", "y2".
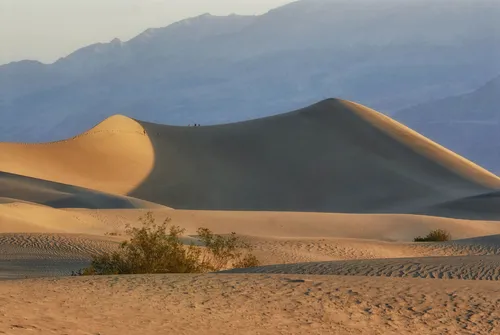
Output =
[{"x1": 1, "y1": 99, "x2": 500, "y2": 334}]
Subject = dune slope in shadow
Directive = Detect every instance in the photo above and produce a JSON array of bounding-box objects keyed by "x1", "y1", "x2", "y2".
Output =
[
  {"x1": 0, "y1": 171, "x2": 161, "y2": 209},
  {"x1": 1, "y1": 99, "x2": 499, "y2": 217},
  {"x1": 134, "y1": 99, "x2": 500, "y2": 215}
]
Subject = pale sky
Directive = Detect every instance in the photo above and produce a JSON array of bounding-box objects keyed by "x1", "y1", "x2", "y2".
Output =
[{"x1": 0, "y1": 0, "x2": 294, "y2": 65}]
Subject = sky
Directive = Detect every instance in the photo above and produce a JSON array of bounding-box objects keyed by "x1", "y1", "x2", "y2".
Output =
[{"x1": 0, "y1": 0, "x2": 294, "y2": 65}]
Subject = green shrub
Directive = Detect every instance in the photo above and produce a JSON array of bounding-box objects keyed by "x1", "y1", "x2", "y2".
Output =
[
  {"x1": 77, "y1": 212, "x2": 259, "y2": 275},
  {"x1": 414, "y1": 229, "x2": 452, "y2": 242}
]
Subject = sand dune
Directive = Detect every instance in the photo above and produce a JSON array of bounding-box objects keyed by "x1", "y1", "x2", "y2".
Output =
[
  {"x1": 249, "y1": 235, "x2": 500, "y2": 265},
  {"x1": 426, "y1": 190, "x2": 500, "y2": 220},
  {"x1": 1, "y1": 99, "x2": 499, "y2": 216},
  {"x1": 3, "y1": 232, "x2": 500, "y2": 279},
  {"x1": 0, "y1": 233, "x2": 119, "y2": 260},
  {"x1": 2, "y1": 99, "x2": 500, "y2": 333},
  {"x1": 0, "y1": 171, "x2": 163, "y2": 210},
  {"x1": 2, "y1": 207, "x2": 500, "y2": 278},
  {"x1": 0, "y1": 233, "x2": 119, "y2": 280},
  {"x1": 227, "y1": 255, "x2": 500, "y2": 280},
  {"x1": 1, "y1": 274, "x2": 499, "y2": 334},
  {"x1": 131, "y1": 99, "x2": 500, "y2": 215},
  {"x1": 4, "y1": 207, "x2": 500, "y2": 240},
  {"x1": 1, "y1": 99, "x2": 500, "y2": 283},
  {"x1": 0, "y1": 115, "x2": 154, "y2": 195}
]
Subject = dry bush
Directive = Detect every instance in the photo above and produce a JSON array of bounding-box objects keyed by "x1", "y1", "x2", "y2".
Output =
[
  {"x1": 77, "y1": 212, "x2": 259, "y2": 275},
  {"x1": 197, "y1": 228, "x2": 260, "y2": 271},
  {"x1": 414, "y1": 229, "x2": 452, "y2": 242}
]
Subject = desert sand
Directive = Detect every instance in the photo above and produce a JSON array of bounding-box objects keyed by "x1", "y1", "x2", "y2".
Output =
[
  {"x1": 2, "y1": 206, "x2": 500, "y2": 279},
  {"x1": 227, "y1": 254, "x2": 500, "y2": 280},
  {"x1": 1, "y1": 274, "x2": 500, "y2": 335},
  {"x1": 1, "y1": 99, "x2": 500, "y2": 334}
]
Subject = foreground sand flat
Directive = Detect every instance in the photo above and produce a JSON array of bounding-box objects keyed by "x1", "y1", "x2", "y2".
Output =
[{"x1": 1, "y1": 274, "x2": 499, "y2": 335}]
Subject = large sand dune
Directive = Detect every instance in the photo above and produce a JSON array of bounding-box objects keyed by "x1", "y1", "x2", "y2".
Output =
[
  {"x1": 2, "y1": 98, "x2": 500, "y2": 333},
  {"x1": 2, "y1": 98, "x2": 500, "y2": 282},
  {"x1": 1, "y1": 99, "x2": 499, "y2": 216}
]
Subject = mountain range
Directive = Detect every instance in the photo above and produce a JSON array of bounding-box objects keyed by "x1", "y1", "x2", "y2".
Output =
[{"x1": 1, "y1": 0, "x2": 499, "y2": 175}]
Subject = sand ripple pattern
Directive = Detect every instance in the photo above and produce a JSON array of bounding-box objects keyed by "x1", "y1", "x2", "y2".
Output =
[
  {"x1": 227, "y1": 255, "x2": 500, "y2": 280},
  {"x1": 0, "y1": 233, "x2": 118, "y2": 260},
  {"x1": 249, "y1": 237, "x2": 500, "y2": 265}
]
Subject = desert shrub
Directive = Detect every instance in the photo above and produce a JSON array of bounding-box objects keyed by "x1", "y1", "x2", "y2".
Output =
[
  {"x1": 78, "y1": 212, "x2": 259, "y2": 275},
  {"x1": 234, "y1": 253, "x2": 260, "y2": 269},
  {"x1": 197, "y1": 228, "x2": 260, "y2": 271},
  {"x1": 414, "y1": 229, "x2": 452, "y2": 242}
]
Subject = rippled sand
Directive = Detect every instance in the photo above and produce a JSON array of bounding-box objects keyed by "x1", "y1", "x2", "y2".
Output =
[{"x1": 1, "y1": 274, "x2": 499, "y2": 334}]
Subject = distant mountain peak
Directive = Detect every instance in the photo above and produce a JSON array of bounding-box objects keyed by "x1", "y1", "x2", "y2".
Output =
[
  {"x1": 0, "y1": 59, "x2": 44, "y2": 69},
  {"x1": 174, "y1": 12, "x2": 212, "y2": 25},
  {"x1": 130, "y1": 12, "x2": 256, "y2": 45},
  {"x1": 110, "y1": 37, "x2": 123, "y2": 45}
]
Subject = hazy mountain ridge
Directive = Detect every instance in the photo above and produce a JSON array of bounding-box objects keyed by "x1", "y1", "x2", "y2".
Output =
[
  {"x1": 1, "y1": 0, "x2": 499, "y2": 143},
  {"x1": 394, "y1": 75, "x2": 500, "y2": 174}
]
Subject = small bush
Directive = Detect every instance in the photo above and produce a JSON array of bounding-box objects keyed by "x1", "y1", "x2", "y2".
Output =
[
  {"x1": 78, "y1": 212, "x2": 259, "y2": 275},
  {"x1": 197, "y1": 228, "x2": 260, "y2": 271},
  {"x1": 414, "y1": 229, "x2": 452, "y2": 242}
]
